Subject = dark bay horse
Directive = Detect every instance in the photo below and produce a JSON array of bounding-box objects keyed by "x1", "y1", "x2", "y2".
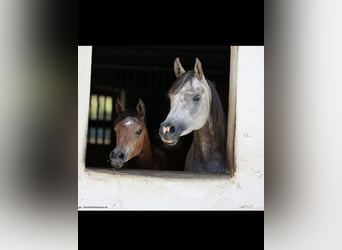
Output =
[
  {"x1": 109, "y1": 98, "x2": 167, "y2": 170},
  {"x1": 159, "y1": 58, "x2": 226, "y2": 173}
]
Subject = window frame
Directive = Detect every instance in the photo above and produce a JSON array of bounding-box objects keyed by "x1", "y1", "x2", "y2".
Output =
[
  {"x1": 79, "y1": 46, "x2": 238, "y2": 178},
  {"x1": 78, "y1": 45, "x2": 264, "y2": 210}
]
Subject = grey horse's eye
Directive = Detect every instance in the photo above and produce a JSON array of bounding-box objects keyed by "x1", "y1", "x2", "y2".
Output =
[
  {"x1": 193, "y1": 95, "x2": 201, "y2": 101},
  {"x1": 135, "y1": 129, "x2": 142, "y2": 135}
]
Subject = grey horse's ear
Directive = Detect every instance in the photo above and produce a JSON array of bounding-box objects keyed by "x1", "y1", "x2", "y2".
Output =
[
  {"x1": 174, "y1": 57, "x2": 185, "y2": 78},
  {"x1": 115, "y1": 98, "x2": 125, "y2": 115},
  {"x1": 136, "y1": 98, "x2": 145, "y2": 120},
  {"x1": 194, "y1": 58, "x2": 204, "y2": 80}
]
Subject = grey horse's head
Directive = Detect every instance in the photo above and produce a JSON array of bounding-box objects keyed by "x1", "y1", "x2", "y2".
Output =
[{"x1": 159, "y1": 58, "x2": 212, "y2": 145}]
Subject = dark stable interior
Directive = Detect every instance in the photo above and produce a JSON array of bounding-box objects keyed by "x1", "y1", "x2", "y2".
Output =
[{"x1": 86, "y1": 46, "x2": 230, "y2": 170}]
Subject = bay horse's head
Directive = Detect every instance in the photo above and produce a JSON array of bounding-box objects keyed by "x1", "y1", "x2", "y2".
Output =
[
  {"x1": 159, "y1": 58, "x2": 211, "y2": 145},
  {"x1": 109, "y1": 98, "x2": 147, "y2": 169}
]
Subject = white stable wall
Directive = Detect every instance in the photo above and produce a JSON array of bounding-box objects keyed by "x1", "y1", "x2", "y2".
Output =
[{"x1": 78, "y1": 46, "x2": 264, "y2": 210}]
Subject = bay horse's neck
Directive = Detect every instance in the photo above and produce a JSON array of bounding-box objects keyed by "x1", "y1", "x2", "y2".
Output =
[{"x1": 136, "y1": 127, "x2": 154, "y2": 169}]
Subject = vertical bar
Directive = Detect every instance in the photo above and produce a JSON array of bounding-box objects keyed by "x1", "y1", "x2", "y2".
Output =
[
  {"x1": 97, "y1": 128, "x2": 104, "y2": 144},
  {"x1": 90, "y1": 94, "x2": 98, "y2": 120},
  {"x1": 227, "y1": 46, "x2": 238, "y2": 177},
  {"x1": 89, "y1": 127, "x2": 96, "y2": 144},
  {"x1": 104, "y1": 128, "x2": 111, "y2": 145},
  {"x1": 105, "y1": 96, "x2": 113, "y2": 121},
  {"x1": 96, "y1": 94, "x2": 99, "y2": 121},
  {"x1": 98, "y1": 95, "x2": 105, "y2": 120}
]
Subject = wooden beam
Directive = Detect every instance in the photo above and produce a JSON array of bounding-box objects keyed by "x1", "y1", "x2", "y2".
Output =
[{"x1": 226, "y1": 46, "x2": 239, "y2": 177}]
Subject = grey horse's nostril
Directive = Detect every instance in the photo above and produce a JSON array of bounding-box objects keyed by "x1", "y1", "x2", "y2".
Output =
[{"x1": 161, "y1": 124, "x2": 175, "y2": 135}]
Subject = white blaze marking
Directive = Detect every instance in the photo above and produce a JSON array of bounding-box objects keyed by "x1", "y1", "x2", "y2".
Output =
[{"x1": 124, "y1": 120, "x2": 133, "y2": 126}]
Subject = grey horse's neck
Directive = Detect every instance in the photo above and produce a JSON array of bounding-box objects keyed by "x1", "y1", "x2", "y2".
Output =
[
  {"x1": 185, "y1": 121, "x2": 226, "y2": 173},
  {"x1": 185, "y1": 82, "x2": 226, "y2": 173}
]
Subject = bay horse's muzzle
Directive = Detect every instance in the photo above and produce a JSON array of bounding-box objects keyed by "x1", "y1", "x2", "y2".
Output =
[{"x1": 109, "y1": 148, "x2": 126, "y2": 168}]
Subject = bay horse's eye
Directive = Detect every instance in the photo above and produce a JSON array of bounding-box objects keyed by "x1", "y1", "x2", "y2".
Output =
[
  {"x1": 193, "y1": 95, "x2": 201, "y2": 101},
  {"x1": 135, "y1": 129, "x2": 142, "y2": 135}
]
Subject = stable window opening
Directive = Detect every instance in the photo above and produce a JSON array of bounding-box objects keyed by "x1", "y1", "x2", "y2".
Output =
[{"x1": 85, "y1": 46, "x2": 235, "y2": 175}]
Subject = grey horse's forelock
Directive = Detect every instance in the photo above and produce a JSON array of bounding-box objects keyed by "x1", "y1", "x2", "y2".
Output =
[{"x1": 168, "y1": 71, "x2": 196, "y2": 96}]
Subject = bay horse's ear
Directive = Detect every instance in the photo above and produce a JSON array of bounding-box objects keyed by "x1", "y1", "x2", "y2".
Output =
[
  {"x1": 115, "y1": 98, "x2": 125, "y2": 115},
  {"x1": 194, "y1": 58, "x2": 204, "y2": 80},
  {"x1": 174, "y1": 57, "x2": 185, "y2": 78},
  {"x1": 136, "y1": 98, "x2": 145, "y2": 120}
]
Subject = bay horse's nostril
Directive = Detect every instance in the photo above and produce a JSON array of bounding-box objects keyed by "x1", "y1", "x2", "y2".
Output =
[
  {"x1": 110, "y1": 149, "x2": 125, "y2": 161},
  {"x1": 118, "y1": 152, "x2": 125, "y2": 160},
  {"x1": 110, "y1": 151, "x2": 115, "y2": 159}
]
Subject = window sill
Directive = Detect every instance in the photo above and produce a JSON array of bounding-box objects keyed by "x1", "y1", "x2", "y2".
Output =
[{"x1": 85, "y1": 167, "x2": 230, "y2": 179}]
